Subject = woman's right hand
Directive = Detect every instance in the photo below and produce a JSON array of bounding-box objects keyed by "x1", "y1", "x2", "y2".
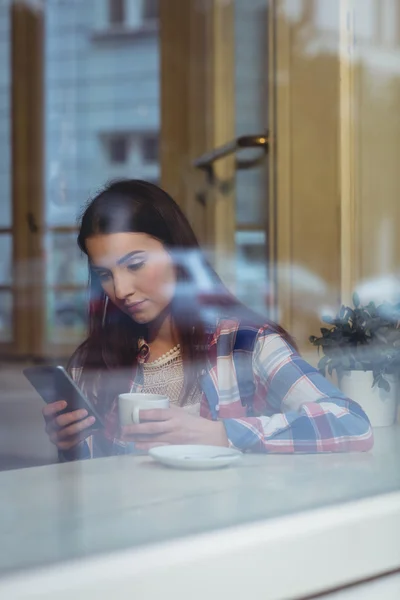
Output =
[{"x1": 42, "y1": 401, "x2": 96, "y2": 451}]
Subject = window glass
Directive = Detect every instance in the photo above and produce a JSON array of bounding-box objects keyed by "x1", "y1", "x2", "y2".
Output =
[
  {"x1": 47, "y1": 289, "x2": 87, "y2": 344},
  {"x1": 1, "y1": 2, "x2": 400, "y2": 597},
  {"x1": 0, "y1": 290, "x2": 12, "y2": 342},
  {"x1": 109, "y1": 0, "x2": 125, "y2": 26},
  {"x1": 0, "y1": 0, "x2": 10, "y2": 229},
  {"x1": 46, "y1": 232, "x2": 87, "y2": 287},
  {"x1": 44, "y1": 0, "x2": 160, "y2": 350},
  {"x1": 105, "y1": 134, "x2": 130, "y2": 164},
  {"x1": 140, "y1": 133, "x2": 158, "y2": 163},
  {"x1": 143, "y1": 0, "x2": 159, "y2": 21},
  {"x1": 0, "y1": 234, "x2": 12, "y2": 286}
]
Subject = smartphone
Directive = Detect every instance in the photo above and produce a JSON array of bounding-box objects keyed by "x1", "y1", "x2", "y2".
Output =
[{"x1": 23, "y1": 365, "x2": 104, "y2": 428}]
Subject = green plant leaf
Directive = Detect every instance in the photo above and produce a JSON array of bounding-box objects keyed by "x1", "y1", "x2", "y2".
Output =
[
  {"x1": 318, "y1": 355, "x2": 329, "y2": 374},
  {"x1": 353, "y1": 292, "x2": 360, "y2": 308},
  {"x1": 372, "y1": 373, "x2": 380, "y2": 387},
  {"x1": 378, "y1": 377, "x2": 391, "y2": 393},
  {"x1": 322, "y1": 315, "x2": 334, "y2": 325},
  {"x1": 310, "y1": 299, "x2": 400, "y2": 374}
]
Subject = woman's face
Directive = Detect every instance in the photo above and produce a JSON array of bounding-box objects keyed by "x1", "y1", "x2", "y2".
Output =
[{"x1": 86, "y1": 232, "x2": 176, "y2": 324}]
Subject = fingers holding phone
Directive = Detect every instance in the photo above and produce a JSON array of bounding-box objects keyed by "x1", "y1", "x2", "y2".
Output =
[
  {"x1": 24, "y1": 365, "x2": 104, "y2": 454},
  {"x1": 42, "y1": 401, "x2": 96, "y2": 451}
]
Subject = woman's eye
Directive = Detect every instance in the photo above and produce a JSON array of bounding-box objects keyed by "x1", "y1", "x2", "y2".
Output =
[
  {"x1": 127, "y1": 261, "x2": 145, "y2": 271},
  {"x1": 97, "y1": 272, "x2": 111, "y2": 281}
]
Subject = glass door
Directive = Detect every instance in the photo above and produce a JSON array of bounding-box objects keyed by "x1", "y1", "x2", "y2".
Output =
[
  {"x1": 191, "y1": 0, "x2": 400, "y2": 355},
  {"x1": 0, "y1": 2, "x2": 12, "y2": 348},
  {"x1": 2, "y1": 0, "x2": 161, "y2": 360},
  {"x1": 43, "y1": 0, "x2": 161, "y2": 357},
  {"x1": 267, "y1": 0, "x2": 400, "y2": 352},
  {"x1": 234, "y1": 0, "x2": 270, "y2": 315}
]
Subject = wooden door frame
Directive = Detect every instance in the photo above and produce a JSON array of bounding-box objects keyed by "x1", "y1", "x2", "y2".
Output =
[
  {"x1": 267, "y1": 0, "x2": 292, "y2": 326},
  {"x1": 339, "y1": 0, "x2": 359, "y2": 305},
  {"x1": 268, "y1": 0, "x2": 361, "y2": 318},
  {"x1": 268, "y1": 0, "x2": 349, "y2": 351},
  {"x1": 159, "y1": 0, "x2": 236, "y2": 283}
]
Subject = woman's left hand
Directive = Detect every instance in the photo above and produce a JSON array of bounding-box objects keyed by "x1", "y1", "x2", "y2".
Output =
[{"x1": 120, "y1": 405, "x2": 229, "y2": 450}]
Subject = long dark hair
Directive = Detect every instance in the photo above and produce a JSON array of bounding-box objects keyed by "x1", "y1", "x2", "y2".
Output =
[{"x1": 70, "y1": 179, "x2": 295, "y2": 412}]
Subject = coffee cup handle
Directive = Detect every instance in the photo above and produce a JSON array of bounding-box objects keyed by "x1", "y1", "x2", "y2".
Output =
[{"x1": 132, "y1": 406, "x2": 141, "y2": 424}]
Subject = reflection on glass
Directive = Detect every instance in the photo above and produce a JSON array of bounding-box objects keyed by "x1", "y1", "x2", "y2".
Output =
[
  {"x1": 47, "y1": 289, "x2": 87, "y2": 344},
  {"x1": 235, "y1": 230, "x2": 268, "y2": 315},
  {"x1": 0, "y1": 291, "x2": 12, "y2": 341},
  {"x1": 46, "y1": 232, "x2": 87, "y2": 286},
  {"x1": 235, "y1": 0, "x2": 267, "y2": 228},
  {"x1": 0, "y1": 234, "x2": 12, "y2": 285},
  {"x1": 0, "y1": 0, "x2": 10, "y2": 229},
  {"x1": 44, "y1": 0, "x2": 161, "y2": 348},
  {"x1": 143, "y1": 0, "x2": 159, "y2": 22},
  {"x1": 234, "y1": 0, "x2": 268, "y2": 323},
  {"x1": 2, "y1": 0, "x2": 400, "y2": 595},
  {"x1": 45, "y1": 0, "x2": 160, "y2": 229}
]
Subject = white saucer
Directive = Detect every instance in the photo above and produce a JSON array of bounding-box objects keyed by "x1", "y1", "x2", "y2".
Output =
[{"x1": 148, "y1": 445, "x2": 242, "y2": 470}]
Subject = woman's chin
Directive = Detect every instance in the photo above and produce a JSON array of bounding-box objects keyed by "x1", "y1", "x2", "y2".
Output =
[
  {"x1": 129, "y1": 312, "x2": 151, "y2": 325},
  {"x1": 129, "y1": 304, "x2": 172, "y2": 327},
  {"x1": 129, "y1": 308, "x2": 160, "y2": 326}
]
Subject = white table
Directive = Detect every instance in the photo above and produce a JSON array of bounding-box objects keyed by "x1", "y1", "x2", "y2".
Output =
[{"x1": 1, "y1": 427, "x2": 400, "y2": 599}]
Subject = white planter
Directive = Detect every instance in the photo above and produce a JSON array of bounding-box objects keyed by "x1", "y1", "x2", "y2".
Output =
[{"x1": 339, "y1": 370, "x2": 398, "y2": 427}]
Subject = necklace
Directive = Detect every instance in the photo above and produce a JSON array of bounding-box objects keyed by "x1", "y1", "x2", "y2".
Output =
[{"x1": 146, "y1": 344, "x2": 181, "y2": 366}]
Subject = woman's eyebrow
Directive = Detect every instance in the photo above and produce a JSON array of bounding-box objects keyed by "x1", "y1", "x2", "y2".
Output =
[
  {"x1": 116, "y1": 250, "x2": 145, "y2": 265},
  {"x1": 91, "y1": 250, "x2": 145, "y2": 270}
]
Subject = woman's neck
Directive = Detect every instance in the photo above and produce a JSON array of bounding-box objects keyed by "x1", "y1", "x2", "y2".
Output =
[{"x1": 146, "y1": 308, "x2": 179, "y2": 350}]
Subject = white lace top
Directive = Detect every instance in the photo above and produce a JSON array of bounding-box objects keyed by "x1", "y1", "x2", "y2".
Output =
[{"x1": 142, "y1": 345, "x2": 202, "y2": 416}]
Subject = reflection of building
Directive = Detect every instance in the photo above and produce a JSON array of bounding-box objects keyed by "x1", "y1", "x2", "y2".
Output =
[
  {"x1": 0, "y1": 3, "x2": 10, "y2": 230},
  {"x1": 45, "y1": 0, "x2": 270, "y2": 319},
  {"x1": 42, "y1": 0, "x2": 160, "y2": 337},
  {"x1": 287, "y1": 0, "x2": 400, "y2": 70},
  {"x1": 46, "y1": 0, "x2": 160, "y2": 227}
]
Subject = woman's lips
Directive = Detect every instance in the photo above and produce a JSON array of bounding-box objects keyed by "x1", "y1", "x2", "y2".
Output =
[{"x1": 125, "y1": 300, "x2": 147, "y2": 314}]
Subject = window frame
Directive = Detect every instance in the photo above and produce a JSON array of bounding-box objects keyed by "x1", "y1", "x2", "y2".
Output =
[
  {"x1": 142, "y1": 0, "x2": 159, "y2": 22},
  {"x1": 108, "y1": 0, "x2": 126, "y2": 27},
  {"x1": 140, "y1": 133, "x2": 159, "y2": 164},
  {"x1": 106, "y1": 134, "x2": 131, "y2": 164},
  {"x1": 2, "y1": 2, "x2": 46, "y2": 359}
]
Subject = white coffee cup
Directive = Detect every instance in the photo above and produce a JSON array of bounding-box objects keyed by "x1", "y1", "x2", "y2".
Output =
[{"x1": 118, "y1": 393, "x2": 170, "y2": 425}]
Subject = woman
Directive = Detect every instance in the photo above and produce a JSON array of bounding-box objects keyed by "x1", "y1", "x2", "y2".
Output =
[{"x1": 43, "y1": 179, "x2": 373, "y2": 460}]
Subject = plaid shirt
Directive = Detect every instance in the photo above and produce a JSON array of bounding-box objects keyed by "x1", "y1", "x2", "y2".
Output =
[{"x1": 67, "y1": 318, "x2": 373, "y2": 459}]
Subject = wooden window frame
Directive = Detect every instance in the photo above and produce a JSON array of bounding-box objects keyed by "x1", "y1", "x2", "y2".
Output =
[
  {"x1": 3, "y1": 3, "x2": 86, "y2": 361},
  {"x1": 1, "y1": 2, "x2": 45, "y2": 360}
]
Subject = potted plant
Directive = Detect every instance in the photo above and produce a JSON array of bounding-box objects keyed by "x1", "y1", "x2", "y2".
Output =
[{"x1": 310, "y1": 293, "x2": 400, "y2": 427}]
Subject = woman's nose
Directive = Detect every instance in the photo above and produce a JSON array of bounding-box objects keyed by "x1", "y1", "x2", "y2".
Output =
[{"x1": 113, "y1": 274, "x2": 135, "y2": 301}]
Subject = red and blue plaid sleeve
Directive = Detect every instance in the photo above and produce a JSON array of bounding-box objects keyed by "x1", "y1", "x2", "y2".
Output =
[{"x1": 223, "y1": 332, "x2": 374, "y2": 453}]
